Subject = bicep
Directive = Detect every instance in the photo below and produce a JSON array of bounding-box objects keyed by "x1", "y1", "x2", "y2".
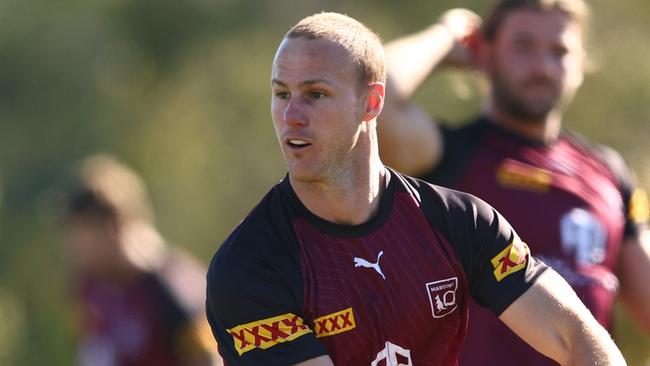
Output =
[
  {"x1": 377, "y1": 96, "x2": 442, "y2": 176},
  {"x1": 293, "y1": 355, "x2": 335, "y2": 366}
]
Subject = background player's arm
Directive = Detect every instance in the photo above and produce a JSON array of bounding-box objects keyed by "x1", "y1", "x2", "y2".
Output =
[
  {"x1": 378, "y1": 9, "x2": 479, "y2": 176},
  {"x1": 293, "y1": 355, "x2": 335, "y2": 366},
  {"x1": 499, "y1": 269, "x2": 626, "y2": 366},
  {"x1": 617, "y1": 230, "x2": 650, "y2": 334},
  {"x1": 176, "y1": 319, "x2": 224, "y2": 366}
]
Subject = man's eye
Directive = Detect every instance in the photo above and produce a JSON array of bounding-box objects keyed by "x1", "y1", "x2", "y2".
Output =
[
  {"x1": 553, "y1": 46, "x2": 569, "y2": 58},
  {"x1": 275, "y1": 91, "x2": 290, "y2": 99},
  {"x1": 311, "y1": 91, "x2": 326, "y2": 99}
]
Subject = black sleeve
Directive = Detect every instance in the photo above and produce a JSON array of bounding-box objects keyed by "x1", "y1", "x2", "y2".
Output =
[
  {"x1": 594, "y1": 144, "x2": 649, "y2": 239},
  {"x1": 420, "y1": 184, "x2": 548, "y2": 315},
  {"x1": 205, "y1": 194, "x2": 327, "y2": 365},
  {"x1": 419, "y1": 118, "x2": 486, "y2": 187}
]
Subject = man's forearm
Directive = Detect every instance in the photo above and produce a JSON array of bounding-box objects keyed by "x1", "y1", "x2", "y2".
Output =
[
  {"x1": 500, "y1": 270, "x2": 626, "y2": 366},
  {"x1": 384, "y1": 23, "x2": 456, "y2": 101},
  {"x1": 565, "y1": 317, "x2": 625, "y2": 366}
]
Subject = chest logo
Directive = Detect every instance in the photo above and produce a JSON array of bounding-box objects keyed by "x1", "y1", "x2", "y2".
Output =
[
  {"x1": 354, "y1": 251, "x2": 386, "y2": 280},
  {"x1": 560, "y1": 208, "x2": 606, "y2": 264},
  {"x1": 425, "y1": 277, "x2": 458, "y2": 318},
  {"x1": 371, "y1": 341, "x2": 412, "y2": 366}
]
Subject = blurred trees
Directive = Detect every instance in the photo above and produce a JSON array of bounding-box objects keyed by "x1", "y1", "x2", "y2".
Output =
[{"x1": 0, "y1": 0, "x2": 648, "y2": 364}]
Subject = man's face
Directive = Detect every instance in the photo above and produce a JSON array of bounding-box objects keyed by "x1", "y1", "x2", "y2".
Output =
[
  {"x1": 63, "y1": 215, "x2": 121, "y2": 276},
  {"x1": 483, "y1": 9, "x2": 585, "y2": 122},
  {"x1": 271, "y1": 37, "x2": 368, "y2": 183}
]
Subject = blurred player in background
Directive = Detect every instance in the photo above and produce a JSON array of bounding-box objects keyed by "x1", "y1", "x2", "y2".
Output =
[
  {"x1": 378, "y1": 0, "x2": 650, "y2": 364},
  {"x1": 61, "y1": 154, "x2": 221, "y2": 366}
]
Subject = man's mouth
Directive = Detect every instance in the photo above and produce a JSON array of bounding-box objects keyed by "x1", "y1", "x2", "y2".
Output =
[
  {"x1": 287, "y1": 139, "x2": 311, "y2": 149},
  {"x1": 523, "y1": 78, "x2": 557, "y2": 92}
]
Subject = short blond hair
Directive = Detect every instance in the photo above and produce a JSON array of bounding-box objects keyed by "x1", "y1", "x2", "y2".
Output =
[
  {"x1": 286, "y1": 12, "x2": 386, "y2": 88},
  {"x1": 482, "y1": 0, "x2": 590, "y2": 41},
  {"x1": 65, "y1": 154, "x2": 153, "y2": 224}
]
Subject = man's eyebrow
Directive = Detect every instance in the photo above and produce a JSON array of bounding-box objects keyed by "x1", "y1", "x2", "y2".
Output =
[
  {"x1": 511, "y1": 30, "x2": 537, "y2": 40},
  {"x1": 271, "y1": 79, "x2": 334, "y2": 87},
  {"x1": 271, "y1": 79, "x2": 287, "y2": 87}
]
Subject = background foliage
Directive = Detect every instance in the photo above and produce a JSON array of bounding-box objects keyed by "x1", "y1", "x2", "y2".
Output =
[{"x1": 0, "y1": 0, "x2": 648, "y2": 364}]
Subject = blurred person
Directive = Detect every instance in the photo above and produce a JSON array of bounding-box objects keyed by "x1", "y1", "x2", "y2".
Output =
[
  {"x1": 205, "y1": 12, "x2": 626, "y2": 365},
  {"x1": 378, "y1": 0, "x2": 650, "y2": 364},
  {"x1": 61, "y1": 154, "x2": 221, "y2": 366}
]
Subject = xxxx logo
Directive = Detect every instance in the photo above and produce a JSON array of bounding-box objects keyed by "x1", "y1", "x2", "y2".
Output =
[
  {"x1": 491, "y1": 238, "x2": 530, "y2": 282},
  {"x1": 313, "y1": 307, "x2": 356, "y2": 338},
  {"x1": 496, "y1": 160, "x2": 553, "y2": 193},
  {"x1": 227, "y1": 313, "x2": 311, "y2": 356},
  {"x1": 629, "y1": 188, "x2": 649, "y2": 223}
]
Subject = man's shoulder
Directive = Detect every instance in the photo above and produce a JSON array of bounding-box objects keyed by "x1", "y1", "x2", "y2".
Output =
[
  {"x1": 563, "y1": 129, "x2": 633, "y2": 187},
  {"x1": 439, "y1": 116, "x2": 486, "y2": 141},
  {"x1": 393, "y1": 169, "x2": 491, "y2": 223},
  {"x1": 214, "y1": 184, "x2": 291, "y2": 260},
  {"x1": 207, "y1": 180, "x2": 300, "y2": 287},
  {"x1": 421, "y1": 116, "x2": 486, "y2": 185}
]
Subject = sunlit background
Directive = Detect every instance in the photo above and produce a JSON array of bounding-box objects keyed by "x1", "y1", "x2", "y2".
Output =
[{"x1": 1, "y1": 0, "x2": 649, "y2": 364}]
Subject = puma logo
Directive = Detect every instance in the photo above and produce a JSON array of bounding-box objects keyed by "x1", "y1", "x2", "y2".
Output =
[{"x1": 354, "y1": 251, "x2": 386, "y2": 280}]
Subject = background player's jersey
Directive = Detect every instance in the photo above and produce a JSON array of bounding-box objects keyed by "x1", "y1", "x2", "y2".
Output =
[
  {"x1": 76, "y1": 249, "x2": 215, "y2": 366},
  {"x1": 422, "y1": 117, "x2": 649, "y2": 366},
  {"x1": 206, "y1": 169, "x2": 547, "y2": 365}
]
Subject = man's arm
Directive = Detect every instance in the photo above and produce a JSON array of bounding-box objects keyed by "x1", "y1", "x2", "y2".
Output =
[
  {"x1": 378, "y1": 9, "x2": 479, "y2": 176},
  {"x1": 179, "y1": 319, "x2": 224, "y2": 366},
  {"x1": 500, "y1": 269, "x2": 626, "y2": 365},
  {"x1": 617, "y1": 230, "x2": 650, "y2": 334},
  {"x1": 294, "y1": 355, "x2": 335, "y2": 366}
]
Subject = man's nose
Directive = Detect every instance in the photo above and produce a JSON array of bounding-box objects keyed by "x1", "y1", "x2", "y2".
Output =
[
  {"x1": 284, "y1": 97, "x2": 306, "y2": 126},
  {"x1": 533, "y1": 51, "x2": 560, "y2": 77}
]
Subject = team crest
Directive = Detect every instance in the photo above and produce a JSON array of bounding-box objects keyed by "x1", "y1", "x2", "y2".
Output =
[{"x1": 425, "y1": 277, "x2": 458, "y2": 318}]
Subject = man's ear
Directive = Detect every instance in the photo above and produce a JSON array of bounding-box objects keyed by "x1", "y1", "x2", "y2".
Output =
[{"x1": 363, "y1": 82, "x2": 385, "y2": 121}]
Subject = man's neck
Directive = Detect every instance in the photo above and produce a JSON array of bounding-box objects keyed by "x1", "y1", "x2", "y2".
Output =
[
  {"x1": 486, "y1": 106, "x2": 563, "y2": 144},
  {"x1": 290, "y1": 155, "x2": 386, "y2": 226}
]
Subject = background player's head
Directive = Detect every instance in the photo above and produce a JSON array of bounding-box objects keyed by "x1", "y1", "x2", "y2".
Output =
[
  {"x1": 62, "y1": 154, "x2": 166, "y2": 280},
  {"x1": 271, "y1": 12, "x2": 385, "y2": 184},
  {"x1": 478, "y1": 0, "x2": 588, "y2": 123}
]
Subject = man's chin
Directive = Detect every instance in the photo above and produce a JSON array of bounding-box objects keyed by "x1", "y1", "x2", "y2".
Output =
[
  {"x1": 511, "y1": 99, "x2": 558, "y2": 122},
  {"x1": 287, "y1": 168, "x2": 322, "y2": 184}
]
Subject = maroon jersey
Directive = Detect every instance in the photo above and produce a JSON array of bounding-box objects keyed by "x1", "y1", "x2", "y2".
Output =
[
  {"x1": 206, "y1": 168, "x2": 547, "y2": 365},
  {"x1": 422, "y1": 117, "x2": 648, "y2": 365},
  {"x1": 75, "y1": 249, "x2": 213, "y2": 366}
]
